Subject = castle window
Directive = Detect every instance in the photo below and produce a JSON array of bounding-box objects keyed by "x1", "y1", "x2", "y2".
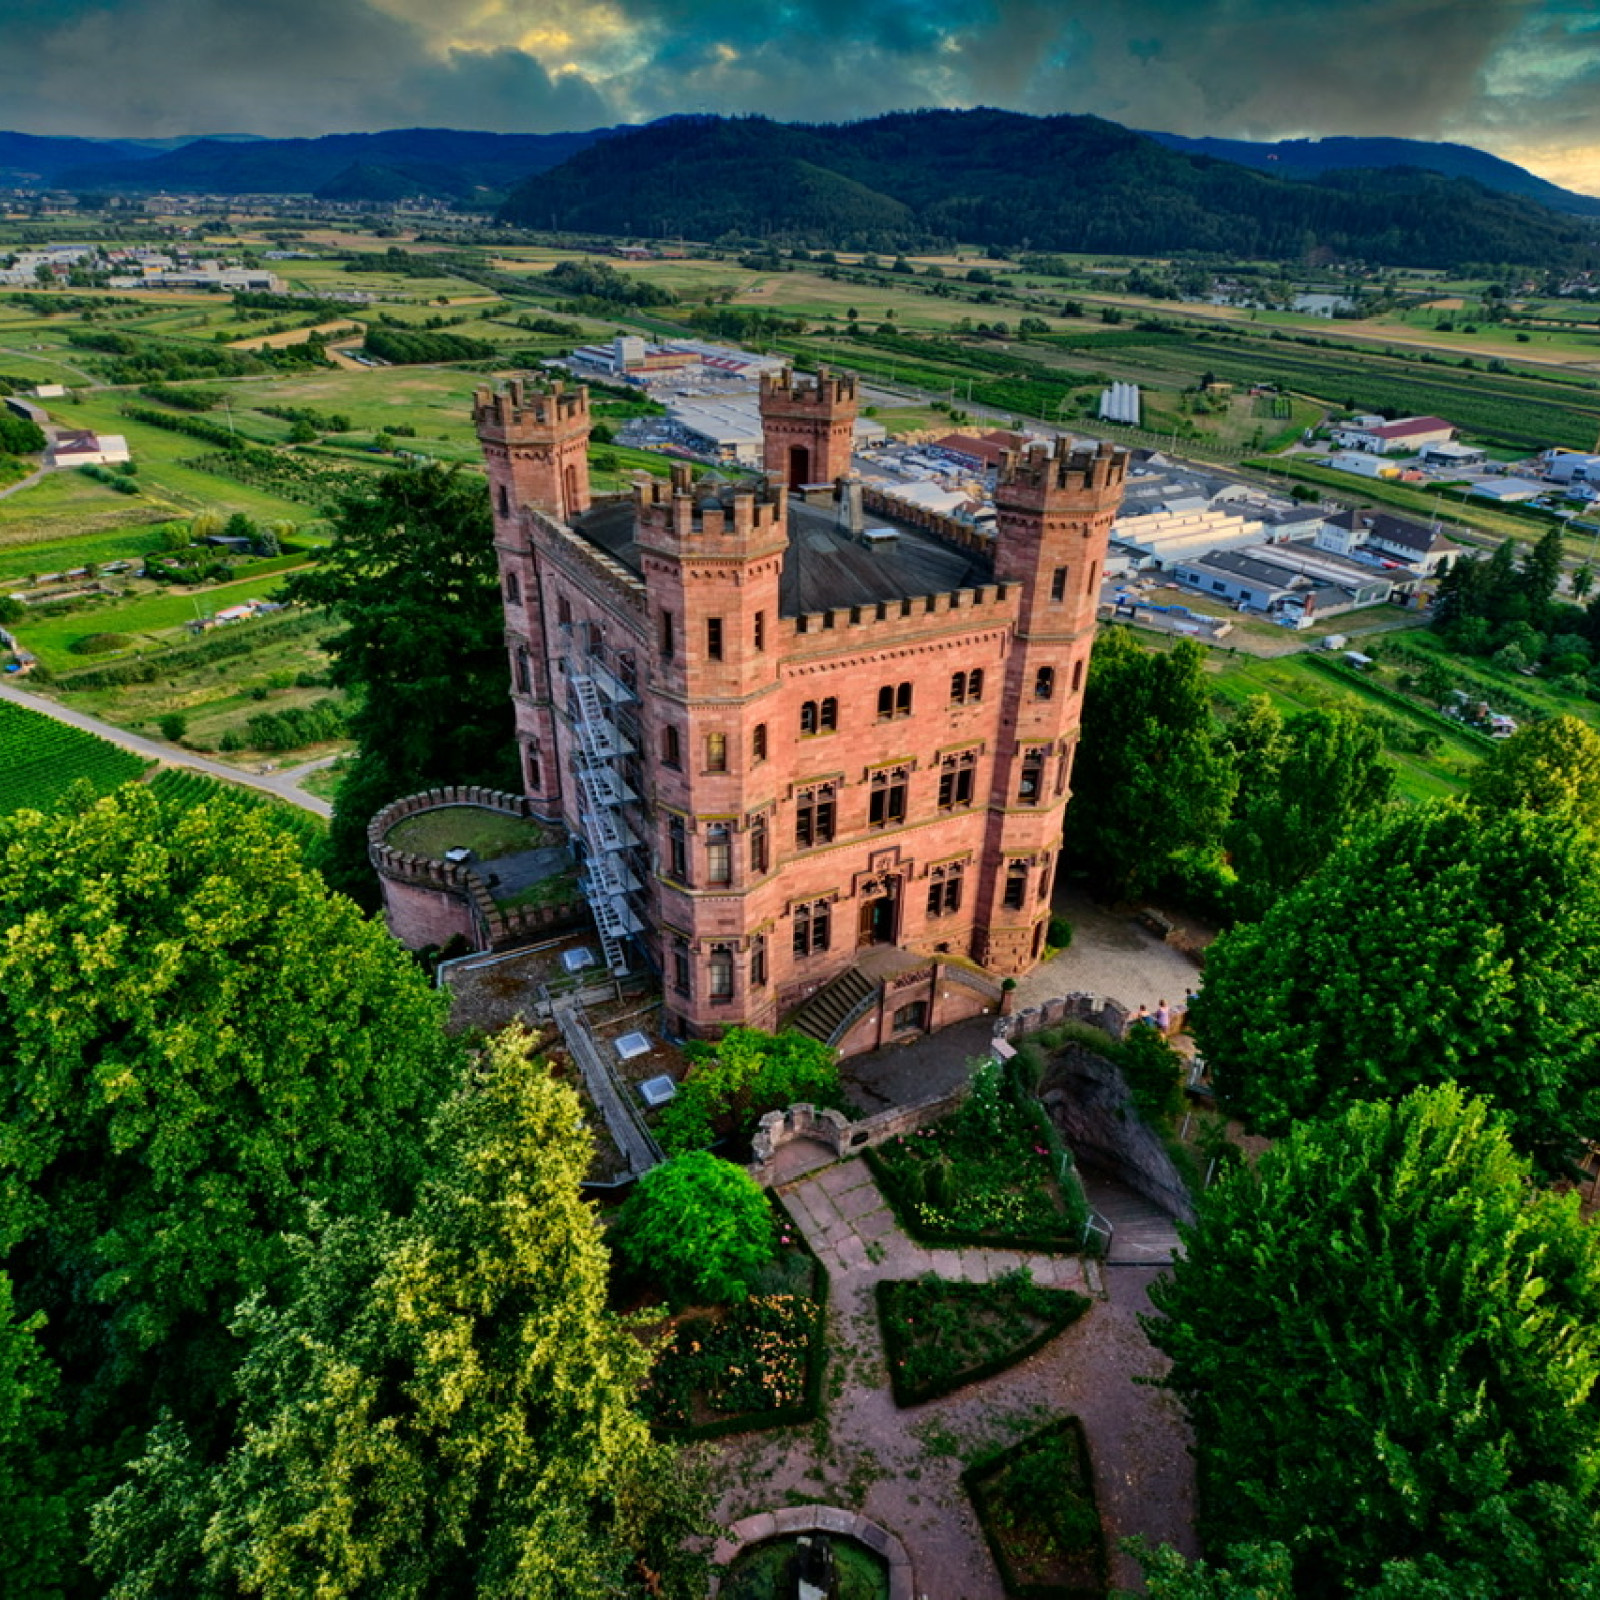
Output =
[
  {"x1": 967, "y1": 669, "x2": 983, "y2": 701},
  {"x1": 801, "y1": 700, "x2": 817, "y2": 735},
  {"x1": 950, "y1": 671, "x2": 966, "y2": 705},
  {"x1": 668, "y1": 817, "x2": 688, "y2": 883},
  {"x1": 1050, "y1": 566, "x2": 1067, "y2": 602},
  {"x1": 793, "y1": 900, "x2": 831, "y2": 957},
  {"x1": 1018, "y1": 748, "x2": 1046, "y2": 805},
  {"x1": 709, "y1": 946, "x2": 734, "y2": 1002},
  {"x1": 706, "y1": 824, "x2": 731, "y2": 886},
  {"x1": 1039, "y1": 852, "x2": 1054, "y2": 902},
  {"x1": 660, "y1": 610, "x2": 675, "y2": 659},
  {"x1": 754, "y1": 610, "x2": 766, "y2": 652},
  {"x1": 877, "y1": 682, "x2": 912, "y2": 720},
  {"x1": 558, "y1": 593, "x2": 572, "y2": 626},
  {"x1": 795, "y1": 784, "x2": 836, "y2": 848},
  {"x1": 672, "y1": 936, "x2": 690, "y2": 996},
  {"x1": 1086, "y1": 560, "x2": 1098, "y2": 595},
  {"x1": 926, "y1": 862, "x2": 964, "y2": 918},
  {"x1": 821, "y1": 697, "x2": 838, "y2": 731},
  {"x1": 525, "y1": 743, "x2": 541, "y2": 790},
  {"x1": 1034, "y1": 666, "x2": 1055, "y2": 700},
  {"x1": 707, "y1": 617, "x2": 724, "y2": 661},
  {"x1": 706, "y1": 732, "x2": 728, "y2": 773},
  {"x1": 1032, "y1": 921, "x2": 1045, "y2": 959},
  {"x1": 661, "y1": 725, "x2": 681, "y2": 768},
  {"x1": 749, "y1": 814, "x2": 769, "y2": 874},
  {"x1": 504, "y1": 569, "x2": 521, "y2": 605},
  {"x1": 750, "y1": 934, "x2": 767, "y2": 988},
  {"x1": 868, "y1": 767, "x2": 908, "y2": 830},
  {"x1": 1057, "y1": 745, "x2": 1073, "y2": 796},
  {"x1": 1071, "y1": 657, "x2": 1084, "y2": 694},
  {"x1": 752, "y1": 723, "x2": 768, "y2": 764},
  {"x1": 1003, "y1": 862, "x2": 1029, "y2": 911},
  {"x1": 938, "y1": 751, "x2": 977, "y2": 811},
  {"x1": 952, "y1": 669, "x2": 983, "y2": 705},
  {"x1": 514, "y1": 647, "x2": 531, "y2": 695},
  {"x1": 498, "y1": 483, "x2": 510, "y2": 518},
  {"x1": 586, "y1": 621, "x2": 603, "y2": 654}
]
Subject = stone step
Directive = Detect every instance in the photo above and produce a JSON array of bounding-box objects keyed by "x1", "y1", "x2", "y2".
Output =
[{"x1": 788, "y1": 965, "x2": 876, "y2": 1043}]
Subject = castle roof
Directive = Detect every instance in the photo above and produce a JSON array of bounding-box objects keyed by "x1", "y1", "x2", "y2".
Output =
[{"x1": 572, "y1": 493, "x2": 989, "y2": 614}]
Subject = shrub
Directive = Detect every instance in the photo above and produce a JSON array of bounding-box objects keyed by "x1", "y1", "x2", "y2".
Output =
[
  {"x1": 611, "y1": 1152, "x2": 774, "y2": 1307},
  {"x1": 658, "y1": 1027, "x2": 839, "y2": 1153},
  {"x1": 157, "y1": 713, "x2": 188, "y2": 743},
  {"x1": 69, "y1": 632, "x2": 133, "y2": 656},
  {"x1": 1046, "y1": 915, "x2": 1073, "y2": 949}
]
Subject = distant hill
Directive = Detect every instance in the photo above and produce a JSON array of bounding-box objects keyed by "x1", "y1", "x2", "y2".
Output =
[
  {"x1": 0, "y1": 131, "x2": 214, "y2": 185},
  {"x1": 1143, "y1": 131, "x2": 1600, "y2": 219},
  {"x1": 500, "y1": 109, "x2": 1600, "y2": 269},
  {"x1": 54, "y1": 127, "x2": 620, "y2": 200}
]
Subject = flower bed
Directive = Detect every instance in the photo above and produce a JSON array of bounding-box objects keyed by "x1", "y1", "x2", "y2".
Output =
[
  {"x1": 964, "y1": 1418, "x2": 1107, "y2": 1599},
  {"x1": 866, "y1": 1061, "x2": 1088, "y2": 1251},
  {"x1": 640, "y1": 1195, "x2": 829, "y2": 1440},
  {"x1": 877, "y1": 1270, "x2": 1091, "y2": 1407}
]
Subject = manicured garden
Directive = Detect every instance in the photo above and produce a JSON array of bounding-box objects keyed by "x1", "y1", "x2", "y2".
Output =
[
  {"x1": 877, "y1": 1269, "x2": 1091, "y2": 1407},
  {"x1": 866, "y1": 1059, "x2": 1089, "y2": 1250},
  {"x1": 964, "y1": 1418, "x2": 1107, "y2": 1599}
]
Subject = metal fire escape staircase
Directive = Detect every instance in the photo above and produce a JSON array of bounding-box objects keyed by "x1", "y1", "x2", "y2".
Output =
[{"x1": 566, "y1": 644, "x2": 642, "y2": 975}]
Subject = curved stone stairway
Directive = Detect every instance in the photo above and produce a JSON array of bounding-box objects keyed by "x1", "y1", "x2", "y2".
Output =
[{"x1": 1079, "y1": 1169, "x2": 1185, "y2": 1267}]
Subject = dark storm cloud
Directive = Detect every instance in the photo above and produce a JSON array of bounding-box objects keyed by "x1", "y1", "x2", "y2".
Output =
[{"x1": 0, "y1": 0, "x2": 1595, "y2": 190}]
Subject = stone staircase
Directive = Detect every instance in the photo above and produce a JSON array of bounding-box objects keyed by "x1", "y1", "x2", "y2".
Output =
[
  {"x1": 1080, "y1": 1170, "x2": 1185, "y2": 1266},
  {"x1": 787, "y1": 965, "x2": 876, "y2": 1046}
]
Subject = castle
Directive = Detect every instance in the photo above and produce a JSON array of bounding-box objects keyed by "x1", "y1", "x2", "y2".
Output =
[{"x1": 473, "y1": 367, "x2": 1127, "y2": 1046}]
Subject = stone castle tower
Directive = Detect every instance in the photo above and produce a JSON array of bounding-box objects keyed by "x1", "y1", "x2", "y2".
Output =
[{"x1": 759, "y1": 365, "x2": 858, "y2": 486}]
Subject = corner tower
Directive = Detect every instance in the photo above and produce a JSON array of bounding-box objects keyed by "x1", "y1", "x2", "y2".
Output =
[
  {"x1": 637, "y1": 463, "x2": 788, "y2": 1037},
  {"x1": 979, "y1": 438, "x2": 1128, "y2": 973},
  {"x1": 759, "y1": 365, "x2": 858, "y2": 487},
  {"x1": 473, "y1": 379, "x2": 594, "y2": 814}
]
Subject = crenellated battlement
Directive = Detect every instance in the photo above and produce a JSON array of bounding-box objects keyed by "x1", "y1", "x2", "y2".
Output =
[
  {"x1": 995, "y1": 437, "x2": 1128, "y2": 507},
  {"x1": 759, "y1": 363, "x2": 857, "y2": 413},
  {"x1": 788, "y1": 580, "x2": 1016, "y2": 649},
  {"x1": 473, "y1": 377, "x2": 590, "y2": 439},
  {"x1": 634, "y1": 461, "x2": 788, "y2": 546}
]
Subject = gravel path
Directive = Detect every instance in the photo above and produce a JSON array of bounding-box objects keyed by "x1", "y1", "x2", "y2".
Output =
[{"x1": 712, "y1": 1161, "x2": 1196, "y2": 1598}]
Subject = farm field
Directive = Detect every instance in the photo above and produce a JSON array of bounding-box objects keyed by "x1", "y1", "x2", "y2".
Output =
[
  {"x1": 1203, "y1": 648, "x2": 1485, "y2": 804},
  {"x1": 0, "y1": 698, "x2": 149, "y2": 814}
]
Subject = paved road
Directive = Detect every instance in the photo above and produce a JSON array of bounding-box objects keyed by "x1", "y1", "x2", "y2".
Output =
[
  {"x1": 0, "y1": 465, "x2": 48, "y2": 501},
  {"x1": 0, "y1": 677, "x2": 336, "y2": 816}
]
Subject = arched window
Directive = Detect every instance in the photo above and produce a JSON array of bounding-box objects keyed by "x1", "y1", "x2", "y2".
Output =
[
  {"x1": 661, "y1": 725, "x2": 681, "y2": 768},
  {"x1": 819, "y1": 697, "x2": 838, "y2": 731},
  {"x1": 800, "y1": 700, "x2": 818, "y2": 736},
  {"x1": 878, "y1": 684, "x2": 894, "y2": 720},
  {"x1": 1003, "y1": 861, "x2": 1029, "y2": 910},
  {"x1": 950, "y1": 671, "x2": 967, "y2": 705},
  {"x1": 1034, "y1": 665, "x2": 1055, "y2": 700},
  {"x1": 752, "y1": 723, "x2": 768, "y2": 763},
  {"x1": 525, "y1": 742, "x2": 541, "y2": 790},
  {"x1": 968, "y1": 668, "x2": 983, "y2": 701},
  {"x1": 896, "y1": 681, "x2": 912, "y2": 716}
]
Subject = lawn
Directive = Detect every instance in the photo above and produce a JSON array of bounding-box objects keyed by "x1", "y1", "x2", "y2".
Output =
[
  {"x1": 11, "y1": 568, "x2": 312, "y2": 670},
  {"x1": 385, "y1": 805, "x2": 554, "y2": 860}
]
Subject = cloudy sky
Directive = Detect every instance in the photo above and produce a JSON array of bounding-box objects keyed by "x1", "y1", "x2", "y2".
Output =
[{"x1": 4, "y1": 0, "x2": 1598, "y2": 193}]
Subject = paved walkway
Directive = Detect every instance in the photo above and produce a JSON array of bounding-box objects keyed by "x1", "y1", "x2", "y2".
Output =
[
  {"x1": 0, "y1": 678, "x2": 335, "y2": 816},
  {"x1": 712, "y1": 1161, "x2": 1196, "y2": 1599}
]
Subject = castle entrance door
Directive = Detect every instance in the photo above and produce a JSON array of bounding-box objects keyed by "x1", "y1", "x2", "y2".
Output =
[
  {"x1": 788, "y1": 444, "x2": 812, "y2": 486},
  {"x1": 857, "y1": 883, "x2": 898, "y2": 947}
]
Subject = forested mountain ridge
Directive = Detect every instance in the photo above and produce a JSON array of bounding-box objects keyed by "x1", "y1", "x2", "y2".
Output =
[
  {"x1": 1143, "y1": 130, "x2": 1600, "y2": 219},
  {"x1": 51, "y1": 126, "x2": 621, "y2": 199},
  {"x1": 499, "y1": 109, "x2": 1600, "y2": 268}
]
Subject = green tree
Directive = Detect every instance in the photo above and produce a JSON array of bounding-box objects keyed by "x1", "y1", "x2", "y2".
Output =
[
  {"x1": 1062, "y1": 629, "x2": 1236, "y2": 899},
  {"x1": 91, "y1": 1027, "x2": 709, "y2": 1600},
  {"x1": 1520, "y1": 524, "x2": 1565, "y2": 622},
  {"x1": 1194, "y1": 801, "x2": 1600, "y2": 1172},
  {"x1": 282, "y1": 463, "x2": 517, "y2": 901},
  {"x1": 657, "y1": 1027, "x2": 839, "y2": 1152},
  {"x1": 0, "y1": 785, "x2": 457, "y2": 1584},
  {"x1": 1468, "y1": 714, "x2": 1600, "y2": 832},
  {"x1": 1146, "y1": 1086, "x2": 1600, "y2": 1597},
  {"x1": 1226, "y1": 706, "x2": 1395, "y2": 920},
  {"x1": 1127, "y1": 1539, "x2": 1293, "y2": 1599},
  {"x1": 612, "y1": 1151, "x2": 774, "y2": 1306},
  {"x1": 0, "y1": 1272, "x2": 72, "y2": 1599}
]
